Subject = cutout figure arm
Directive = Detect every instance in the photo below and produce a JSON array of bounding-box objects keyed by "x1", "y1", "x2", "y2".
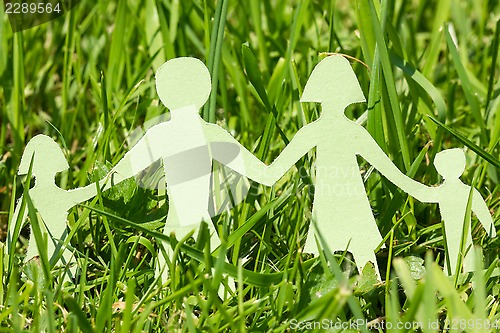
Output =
[
  {"x1": 203, "y1": 123, "x2": 274, "y2": 186},
  {"x1": 66, "y1": 182, "x2": 100, "y2": 205},
  {"x1": 355, "y1": 127, "x2": 438, "y2": 202},
  {"x1": 472, "y1": 189, "x2": 496, "y2": 238},
  {"x1": 266, "y1": 124, "x2": 317, "y2": 184},
  {"x1": 105, "y1": 126, "x2": 167, "y2": 190}
]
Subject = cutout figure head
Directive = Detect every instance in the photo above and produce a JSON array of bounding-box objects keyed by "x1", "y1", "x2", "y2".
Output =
[
  {"x1": 155, "y1": 57, "x2": 211, "y2": 111},
  {"x1": 301, "y1": 55, "x2": 366, "y2": 111},
  {"x1": 434, "y1": 148, "x2": 466, "y2": 180},
  {"x1": 18, "y1": 135, "x2": 69, "y2": 179}
]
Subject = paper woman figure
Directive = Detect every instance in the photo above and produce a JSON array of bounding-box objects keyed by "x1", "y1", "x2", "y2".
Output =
[
  {"x1": 106, "y1": 57, "x2": 270, "y2": 280},
  {"x1": 409, "y1": 148, "x2": 496, "y2": 275},
  {"x1": 262, "y1": 55, "x2": 429, "y2": 279},
  {"x1": 8, "y1": 135, "x2": 98, "y2": 279}
]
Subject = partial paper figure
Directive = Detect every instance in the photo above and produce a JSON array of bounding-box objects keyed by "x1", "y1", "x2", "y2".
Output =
[
  {"x1": 409, "y1": 149, "x2": 496, "y2": 275},
  {"x1": 8, "y1": 135, "x2": 97, "y2": 280}
]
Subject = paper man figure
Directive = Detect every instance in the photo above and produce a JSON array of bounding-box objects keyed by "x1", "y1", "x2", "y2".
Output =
[
  {"x1": 262, "y1": 55, "x2": 430, "y2": 279},
  {"x1": 107, "y1": 57, "x2": 270, "y2": 281},
  {"x1": 126, "y1": 114, "x2": 251, "y2": 217},
  {"x1": 8, "y1": 135, "x2": 98, "y2": 279},
  {"x1": 409, "y1": 149, "x2": 496, "y2": 275}
]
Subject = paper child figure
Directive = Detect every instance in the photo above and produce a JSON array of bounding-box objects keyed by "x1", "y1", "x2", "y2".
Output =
[
  {"x1": 8, "y1": 135, "x2": 98, "y2": 279},
  {"x1": 409, "y1": 149, "x2": 496, "y2": 275},
  {"x1": 262, "y1": 55, "x2": 430, "y2": 279},
  {"x1": 106, "y1": 57, "x2": 270, "y2": 281}
]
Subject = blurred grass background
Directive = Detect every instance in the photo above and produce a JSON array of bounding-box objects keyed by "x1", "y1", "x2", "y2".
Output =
[{"x1": 0, "y1": 0, "x2": 499, "y2": 331}]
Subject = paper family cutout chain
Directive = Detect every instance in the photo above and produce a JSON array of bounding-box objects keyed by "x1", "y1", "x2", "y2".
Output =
[{"x1": 7, "y1": 56, "x2": 497, "y2": 284}]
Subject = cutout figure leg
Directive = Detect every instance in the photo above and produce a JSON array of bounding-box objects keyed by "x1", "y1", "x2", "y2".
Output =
[
  {"x1": 462, "y1": 232, "x2": 475, "y2": 273},
  {"x1": 445, "y1": 227, "x2": 474, "y2": 275},
  {"x1": 446, "y1": 241, "x2": 458, "y2": 276},
  {"x1": 25, "y1": 218, "x2": 76, "y2": 282},
  {"x1": 158, "y1": 222, "x2": 220, "y2": 282},
  {"x1": 303, "y1": 227, "x2": 382, "y2": 280},
  {"x1": 303, "y1": 226, "x2": 319, "y2": 255},
  {"x1": 350, "y1": 246, "x2": 382, "y2": 281},
  {"x1": 157, "y1": 206, "x2": 232, "y2": 298},
  {"x1": 462, "y1": 247, "x2": 476, "y2": 273}
]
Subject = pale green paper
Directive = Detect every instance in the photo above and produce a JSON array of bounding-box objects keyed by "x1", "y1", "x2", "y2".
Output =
[
  {"x1": 259, "y1": 55, "x2": 496, "y2": 279},
  {"x1": 10, "y1": 56, "x2": 495, "y2": 286},
  {"x1": 107, "y1": 57, "x2": 270, "y2": 283},
  {"x1": 8, "y1": 135, "x2": 97, "y2": 279},
  {"x1": 409, "y1": 149, "x2": 496, "y2": 275},
  {"x1": 257, "y1": 55, "x2": 441, "y2": 279}
]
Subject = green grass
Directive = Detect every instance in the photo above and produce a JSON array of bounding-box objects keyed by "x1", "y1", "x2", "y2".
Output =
[{"x1": 1, "y1": 0, "x2": 500, "y2": 331}]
